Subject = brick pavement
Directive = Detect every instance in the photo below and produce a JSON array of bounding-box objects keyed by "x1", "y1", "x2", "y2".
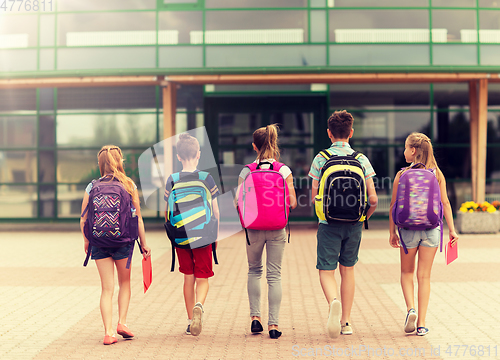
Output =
[{"x1": 0, "y1": 222, "x2": 499, "y2": 360}]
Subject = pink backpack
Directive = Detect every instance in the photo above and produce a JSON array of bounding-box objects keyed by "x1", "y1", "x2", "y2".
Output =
[{"x1": 237, "y1": 161, "x2": 290, "y2": 244}]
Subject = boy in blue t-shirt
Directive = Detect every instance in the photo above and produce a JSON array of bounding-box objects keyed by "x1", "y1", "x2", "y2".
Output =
[
  {"x1": 164, "y1": 133, "x2": 220, "y2": 337},
  {"x1": 309, "y1": 110, "x2": 378, "y2": 338}
]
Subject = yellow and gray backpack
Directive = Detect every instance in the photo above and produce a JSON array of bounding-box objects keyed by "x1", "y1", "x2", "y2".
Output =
[
  {"x1": 314, "y1": 149, "x2": 369, "y2": 228},
  {"x1": 164, "y1": 171, "x2": 218, "y2": 271}
]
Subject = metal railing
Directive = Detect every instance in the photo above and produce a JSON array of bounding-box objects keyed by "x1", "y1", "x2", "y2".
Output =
[
  {"x1": 190, "y1": 29, "x2": 304, "y2": 44},
  {"x1": 334, "y1": 28, "x2": 448, "y2": 43},
  {"x1": 66, "y1": 30, "x2": 179, "y2": 46}
]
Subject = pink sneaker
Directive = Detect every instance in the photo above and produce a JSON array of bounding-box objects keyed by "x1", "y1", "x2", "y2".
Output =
[{"x1": 117, "y1": 324, "x2": 134, "y2": 338}]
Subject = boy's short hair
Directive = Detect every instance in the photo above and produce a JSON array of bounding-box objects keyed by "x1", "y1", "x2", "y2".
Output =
[
  {"x1": 176, "y1": 133, "x2": 200, "y2": 160},
  {"x1": 328, "y1": 110, "x2": 354, "y2": 139}
]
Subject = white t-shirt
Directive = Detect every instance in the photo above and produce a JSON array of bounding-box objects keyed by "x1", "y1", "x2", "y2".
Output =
[{"x1": 239, "y1": 159, "x2": 292, "y2": 180}]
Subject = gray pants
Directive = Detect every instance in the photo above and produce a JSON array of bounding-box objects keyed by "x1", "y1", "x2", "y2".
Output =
[{"x1": 246, "y1": 228, "x2": 286, "y2": 326}]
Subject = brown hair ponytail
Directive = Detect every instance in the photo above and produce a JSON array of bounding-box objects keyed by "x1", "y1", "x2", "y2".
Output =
[
  {"x1": 97, "y1": 145, "x2": 135, "y2": 195},
  {"x1": 405, "y1": 132, "x2": 444, "y2": 183},
  {"x1": 252, "y1": 124, "x2": 280, "y2": 161}
]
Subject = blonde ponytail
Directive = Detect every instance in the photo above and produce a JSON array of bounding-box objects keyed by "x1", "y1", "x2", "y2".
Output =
[
  {"x1": 97, "y1": 145, "x2": 135, "y2": 195},
  {"x1": 404, "y1": 133, "x2": 443, "y2": 183}
]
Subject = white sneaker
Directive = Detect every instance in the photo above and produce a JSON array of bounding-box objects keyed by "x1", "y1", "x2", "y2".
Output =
[
  {"x1": 191, "y1": 302, "x2": 204, "y2": 336},
  {"x1": 327, "y1": 299, "x2": 341, "y2": 338}
]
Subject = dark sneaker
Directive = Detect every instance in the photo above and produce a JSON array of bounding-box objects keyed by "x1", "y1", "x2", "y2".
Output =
[
  {"x1": 416, "y1": 327, "x2": 429, "y2": 336},
  {"x1": 404, "y1": 308, "x2": 417, "y2": 333},
  {"x1": 186, "y1": 324, "x2": 191, "y2": 335}
]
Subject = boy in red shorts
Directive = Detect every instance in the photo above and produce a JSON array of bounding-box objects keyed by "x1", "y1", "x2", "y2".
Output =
[{"x1": 164, "y1": 133, "x2": 220, "y2": 336}]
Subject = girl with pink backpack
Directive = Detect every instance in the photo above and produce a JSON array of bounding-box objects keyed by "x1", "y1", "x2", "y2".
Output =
[
  {"x1": 389, "y1": 133, "x2": 458, "y2": 336},
  {"x1": 236, "y1": 124, "x2": 297, "y2": 339}
]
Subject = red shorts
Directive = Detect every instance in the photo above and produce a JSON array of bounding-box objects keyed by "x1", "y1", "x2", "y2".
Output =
[{"x1": 175, "y1": 245, "x2": 214, "y2": 278}]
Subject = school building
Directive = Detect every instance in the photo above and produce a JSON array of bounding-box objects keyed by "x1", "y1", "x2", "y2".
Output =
[{"x1": 1, "y1": 0, "x2": 500, "y2": 222}]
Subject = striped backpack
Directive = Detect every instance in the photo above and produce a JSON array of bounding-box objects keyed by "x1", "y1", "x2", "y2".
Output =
[
  {"x1": 392, "y1": 163, "x2": 443, "y2": 254},
  {"x1": 164, "y1": 171, "x2": 218, "y2": 271},
  {"x1": 82, "y1": 177, "x2": 139, "y2": 269},
  {"x1": 314, "y1": 149, "x2": 369, "y2": 227}
]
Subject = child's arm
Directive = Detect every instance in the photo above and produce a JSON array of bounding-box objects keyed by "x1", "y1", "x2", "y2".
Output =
[
  {"x1": 286, "y1": 174, "x2": 297, "y2": 209},
  {"x1": 438, "y1": 173, "x2": 459, "y2": 246},
  {"x1": 132, "y1": 189, "x2": 151, "y2": 258},
  {"x1": 212, "y1": 197, "x2": 220, "y2": 239},
  {"x1": 311, "y1": 179, "x2": 319, "y2": 204},
  {"x1": 80, "y1": 192, "x2": 90, "y2": 254},
  {"x1": 365, "y1": 177, "x2": 378, "y2": 219},
  {"x1": 389, "y1": 172, "x2": 402, "y2": 248}
]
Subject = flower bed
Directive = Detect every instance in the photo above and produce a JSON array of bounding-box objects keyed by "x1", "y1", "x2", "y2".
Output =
[{"x1": 457, "y1": 201, "x2": 498, "y2": 234}]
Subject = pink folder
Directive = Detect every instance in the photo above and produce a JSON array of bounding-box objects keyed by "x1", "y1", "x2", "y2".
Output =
[
  {"x1": 445, "y1": 241, "x2": 458, "y2": 265},
  {"x1": 142, "y1": 256, "x2": 152, "y2": 293}
]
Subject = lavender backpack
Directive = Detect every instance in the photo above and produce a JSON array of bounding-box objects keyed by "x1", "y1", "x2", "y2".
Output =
[
  {"x1": 392, "y1": 163, "x2": 443, "y2": 254},
  {"x1": 81, "y1": 177, "x2": 139, "y2": 268}
]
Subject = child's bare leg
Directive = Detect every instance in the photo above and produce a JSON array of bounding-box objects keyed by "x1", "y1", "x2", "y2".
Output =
[
  {"x1": 416, "y1": 246, "x2": 437, "y2": 327},
  {"x1": 195, "y1": 278, "x2": 209, "y2": 305},
  {"x1": 95, "y1": 258, "x2": 115, "y2": 336},
  {"x1": 400, "y1": 247, "x2": 418, "y2": 311},
  {"x1": 115, "y1": 258, "x2": 131, "y2": 325},
  {"x1": 184, "y1": 274, "x2": 196, "y2": 319},
  {"x1": 339, "y1": 265, "x2": 355, "y2": 324},
  {"x1": 319, "y1": 269, "x2": 339, "y2": 304}
]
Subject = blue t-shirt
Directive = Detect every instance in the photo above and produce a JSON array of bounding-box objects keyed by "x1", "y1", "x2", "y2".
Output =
[{"x1": 163, "y1": 170, "x2": 220, "y2": 202}]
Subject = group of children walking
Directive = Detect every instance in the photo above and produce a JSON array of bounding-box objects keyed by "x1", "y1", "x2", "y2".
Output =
[{"x1": 80, "y1": 110, "x2": 458, "y2": 344}]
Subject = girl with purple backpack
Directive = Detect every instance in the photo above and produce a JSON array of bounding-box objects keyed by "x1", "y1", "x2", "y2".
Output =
[
  {"x1": 80, "y1": 145, "x2": 151, "y2": 345},
  {"x1": 236, "y1": 124, "x2": 297, "y2": 339},
  {"x1": 389, "y1": 133, "x2": 458, "y2": 336}
]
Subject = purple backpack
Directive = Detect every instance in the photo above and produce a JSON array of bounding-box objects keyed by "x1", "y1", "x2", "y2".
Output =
[
  {"x1": 81, "y1": 177, "x2": 139, "y2": 268},
  {"x1": 392, "y1": 163, "x2": 443, "y2": 254}
]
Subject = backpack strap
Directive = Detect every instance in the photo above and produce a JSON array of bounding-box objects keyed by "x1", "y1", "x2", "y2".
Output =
[
  {"x1": 246, "y1": 163, "x2": 258, "y2": 172},
  {"x1": 83, "y1": 246, "x2": 92, "y2": 267},
  {"x1": 398, "y1": 227, "x2": 409, "y2": 255},
  {"x1": 171, "y1": 246, "x2": 176, "y2": 272},
  {"x1": 212, "y1": 242, "x2": 218, "y2": 265},
  {"x1": 319, "y1": 149, "x2": 333, "y2": 160},
  {"x1": 125, "y1": 241, "x2": 135, "y2": 269}
]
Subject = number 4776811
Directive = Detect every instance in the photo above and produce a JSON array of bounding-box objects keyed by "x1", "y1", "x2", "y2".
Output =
[{"x1": 0, "y1": 0, "x2": 53, "y2": 12}]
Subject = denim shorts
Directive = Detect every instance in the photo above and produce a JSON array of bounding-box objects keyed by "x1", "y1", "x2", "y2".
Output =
[
  {"x1": 316, "y1": 222, "x2": 363, "y2": 270},
  {"x1": 399, "y1": 227, "x2": 440, "y2": 249},
  {"x1": 91, "y1": 242, "x2": 133, "y2": 261}
]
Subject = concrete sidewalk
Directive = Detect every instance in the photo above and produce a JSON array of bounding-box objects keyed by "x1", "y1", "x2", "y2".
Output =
[{"x1": 0, "y1": 221, "x2": 499, "y2": 360}]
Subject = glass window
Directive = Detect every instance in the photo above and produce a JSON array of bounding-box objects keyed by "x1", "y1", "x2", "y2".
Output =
[
  {"x1": 433, "y1": 83, "x2": 470, "y2": 106},
  {"x1": 206, "y1": 45, "x2": 326, "y2": 67},
  {"x1": 432, "y1": 0, "x2": 476, "y2": 6},
  {"x1": 39, "y1": 49, "x2": 55, "y2": 71},
  {"x1": 40, "y1": 88, "x2": 55, "y2": 112},
  {"x1": 0, "y1": 185, "x2": 37, "y2": 218},
  {"x1": 174, "y1": 85, "x2": 204, "y2": 111},
  {"x1": 208, "y1": 84, "x2": 311, "y2": 93},
  {"x1": 39, "y1": 184, "x2": 55, "y2": 218},
  {"x1": 311, "y1": 0, "x2": 326, "y2": 7},
  {"x1": 0, "y1": 49, "x2": 37, "y2": 72},
  {"x1": 159, "y1": 12, "x2": 202, "y2": 44},
  {"x1": 39, "y1": 151, "x2": 55, "y2": 182},
  {"x1": 0, "y1": 151, "x2": 37, "y2": 183},
  {"x1": 487, "y1": 84, "x2": 500, "y2": 106},
  {"x1": 159, "y1": 47, "x2": 203, "y2": 68},
  {"x1": 57, "y1": 47, "x2": 156, "y2": 70},
  {"x1": 310, "y1": 10, "x2": 327, "y2": 43},
  {"x1": 205, "y1": 0, "x2": 307, "y2": 8},
  {"x1": 432, "y1": 45, "x2": 477, "y2": 65},
  {"x1": 39, "y1": 14, "x2": 55, "y2": 47},
  {"x1": 57, "y1": 0, "x2": 156, "y2": 11},
  {"x1": 219, "y1": 113, "x2": 263, "y2": 147},
  {"x1": 270, "y1": 112, "x2": 314, "y2": 145},
  {"x1": 329, "y1": 44, "x2": 429, "y2": 66},
  {"x1": 0, "y1": 15, "x2": 38, "y2": 47},
  {"x1": 39, "y1": 116, "x2": 55, "y2": 147},
  {"x1": 480, "y1": 0, "x2": 500, "y2": 7},
  {"x1": 57, "y1": 114, "x2": 157, "y2": 148},
  {"x1": 57, "y1": 184, "x2": 87, "y2": 218},
  {"x1": 205, "y1": 11, "x2": 308, "y2": 43},
  {"x1": 432, "y1": 10, "x2": 476, "y2": 42},
  {"x1": 57, "y1": 150, "x2": 98, "y2": 183},
  {"x1": 329, "y1": 10, "x2": 429, "y2": 43},
  {"x1": 0, "y1": 89, "x2": 36, "y2": 112},
  {"x1": 0, "y1": 117, "x2": 37, "y2": 148},
  {"x1": 57, "y1": 87, "x2": 157, "y2": 111},
  {"x1": 332, "y1": 0, "x2": 428, "y2": 6},
  {"x1": 330, "y1": 84, "x2": 431, "y2": 107},
  {"x1": 349, "y1": 111, "x2": 431, "y2": 143},
  {"x1": 479, "y1": 11, "x2": 500, "y2": 43},
  {"x1": 480, "y1": 45, "x2": 500, "y2": 65},
  {"x1": 164, "y1": 0, "x2": 198, "y2": 3},
  {"x1": 58, "y1": 13, "x2": 156, "y2": 46}
]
